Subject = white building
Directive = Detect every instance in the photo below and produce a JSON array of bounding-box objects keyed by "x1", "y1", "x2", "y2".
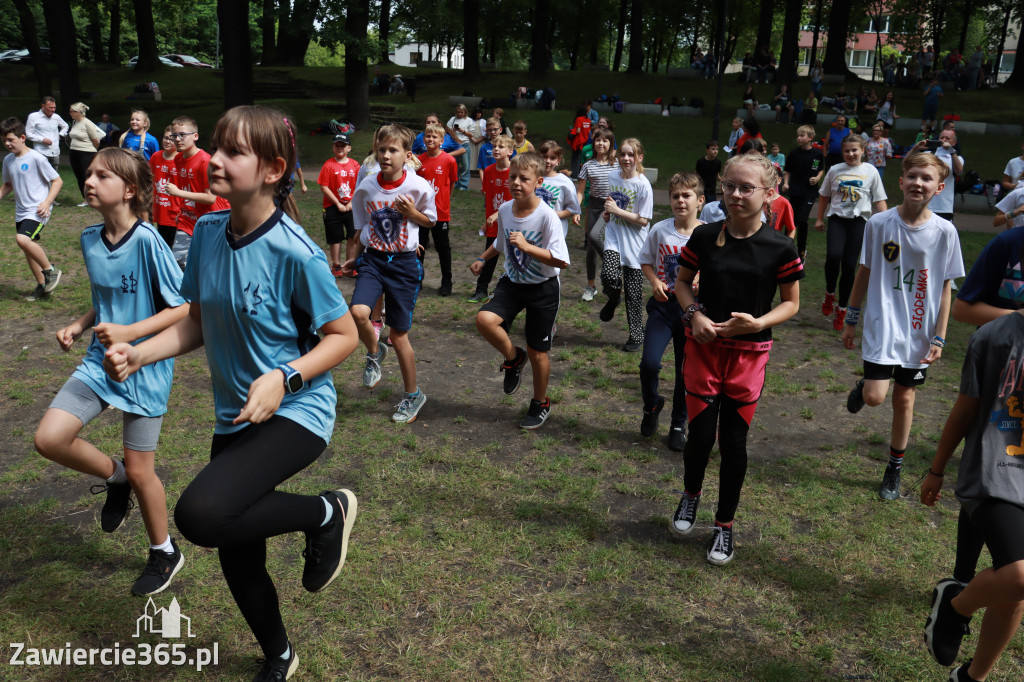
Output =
[{"x1": 391, "y1": 42, "x2": 464, "y2": 69}]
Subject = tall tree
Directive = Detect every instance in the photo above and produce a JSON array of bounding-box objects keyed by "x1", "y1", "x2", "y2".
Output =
[
  {"x1": 958, "y1": 0, "x2": 975, "y2": 54},
  {"x1": 822, "y1": 0, "x2": 854, "y2": 76},
  {"x1": 87, "y1": 2, "x2": 105, "y2": 63},
  {"x1": 107, "y1": 0, "x2": 121, "y2": 65},
  {"x1": 345, "y1": 0, "x2": 370, "y2": 127},
  {"x1": 275, "y1": 0, "x2": 317, "y2": 66},
  {"x1": 463, "y1": 0, "x2": 480, "y2": 75},
  {"x1": 529, "y1": 0, "x2": 550, "y2": 76},
  {"x1": 613, "y1": 0, "x2": 627, "y2": 71},
  {"x1": 626, "y1": 0, "x2": 643, "y2": 73},
  {"x1": 754, "y1": 0, "x2": 774, "y2": 57},
  {"x1": 42, "y1": 0, "x2": 80, "y2": 104},
  {"x1": 11, "y1": 0, "x2": 47, "y2": 97},
  {"x1": 134, "y1": 0, "x2": 160, "y2": 71},
  {"x1": 776, "y1": 0, "x2": 802, "y2": 85},
  {"x1": 219, "y1": 0, "x2": 252, "y2": 107},
  {"x1": 261, "y1": 0, "x2": 276, "y2": 65}
]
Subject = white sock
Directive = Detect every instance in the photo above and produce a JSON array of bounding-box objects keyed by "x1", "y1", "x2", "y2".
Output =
[
  {"x1": 320, "y1": 496, "x2": 334, "y2": 527},
  {"x1": 279, "y1": 643, "x2": 291, "y2": 660},
  {"x1": 150, "y1": 536, "x2": 174, "y2": 554},
  {"x1": 106, "y1": 459, "x2": 127, "y2": 485}
]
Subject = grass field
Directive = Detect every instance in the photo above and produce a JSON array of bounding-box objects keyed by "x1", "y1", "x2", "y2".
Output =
[{"x1": 0, "y1": 63, "x2": 1022, "y2": 681}]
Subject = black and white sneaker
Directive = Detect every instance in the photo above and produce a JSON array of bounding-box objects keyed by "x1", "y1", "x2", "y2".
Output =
[
  {"x1": 253, "y1": 645, "x2": 298, "y2": 682},
  {"x1": 847, "y1": 379, "x2": 866, "y2": 413},
  {"x1": 131, "y1": 539, "x2": 185, "y2": 596},
  {"x1": 879, "y1": 462, "x2": 901, "y2": 501},
  {"x1": 520, "y1": 397, "x2": 551, "y2": 430},
  {"x1": 948, "y1": 660, "x2": 981, "y2": 682},
  {"x1": 670, "y1": 490, "x2": 700, "y2": 536},
  {"x1": 925, "y1": 578, "x2": 971, "y2": 666},
  {"x1": 302, "y1": 489, "x2": 358, "y2": 593},
  {"x1": 91, "y1": 471, "x2": 134, "y2": 533},
  {"x1": 707, "y1": 523, "x2": 735, "y2": 566},
  {"x1": 42, "y1": 266, "x2": 63, "y2": 294},
  {"x1": 640, "y1": 397, "x2": 664, "y2": 437},
  {"x1": 500, "y1": 347, "x2": 526, "y2": 395},
  {"x1": 668, "y1": 427, "x2": 686, "y2": 452},
  {"x1": 599, "y1": 292, "x2": 620, "y2": 322}
]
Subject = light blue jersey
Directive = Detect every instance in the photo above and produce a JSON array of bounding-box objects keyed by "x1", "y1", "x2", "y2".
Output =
[
  {"x1": 73, "y1": 221, "x2": 185, "y2": 417},
  {"x1": 181, "y1": 209, "x2": 349, "y2": 442}
]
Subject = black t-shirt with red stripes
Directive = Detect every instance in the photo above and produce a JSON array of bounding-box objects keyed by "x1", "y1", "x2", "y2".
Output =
[{"x1": 677, "y1": 220, "x2": 804, "y2": 344}]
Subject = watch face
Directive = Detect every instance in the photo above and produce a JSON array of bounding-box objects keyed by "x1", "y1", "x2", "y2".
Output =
[{"x1": 287, "y1": 372, "x2": 303, "y2": 393}]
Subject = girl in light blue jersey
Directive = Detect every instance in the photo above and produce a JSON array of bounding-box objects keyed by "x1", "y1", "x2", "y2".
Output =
[
  {"x1": 105, "y1": 106, "x2": 360, "y2": 682},
  {"x1": 34, "y1": 147, "x2": 189, "y2": 596}
]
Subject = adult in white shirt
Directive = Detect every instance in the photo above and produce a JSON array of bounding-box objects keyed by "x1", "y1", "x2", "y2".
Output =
[
  {"x1": 1002, "y1": 142, "x2": 1024, "y2": 192},
  {"x1": 25, "y1": 97, "x2": 69, "y2": 170},
  {"x1": 446, "y1": 103, "x2": 475, "y2": 190},
  {"x1": 910, "y1": 128, "x2": 963, "y2": 221}
]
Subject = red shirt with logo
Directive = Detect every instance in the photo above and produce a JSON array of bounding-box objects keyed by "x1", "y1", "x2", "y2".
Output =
[
  {"x1": 317, "y1": 156, "x2": 361, "y2": 209},
  {"x1": 174, "y1": 149, "x2": 230, "y2": 235},
  {"x1": 416, "y1": 151, "x2": 458, "y2": 221},
  {"x1": 149, "y1": 152, "x2": 181, "y2": 227},
  {"x1": 482, "y1": 164, "x2": 511, "y2": 238}
]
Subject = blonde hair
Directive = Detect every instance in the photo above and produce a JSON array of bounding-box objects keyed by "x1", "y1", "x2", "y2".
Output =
[
  {"x1": 591, "y1": 127, "x2": 616, "y2": 163},
  {"x1": 716, "y1": 154, "x2": 777, "y2": 246},
  {"x1": 374, "y1": 124, "x2": 421, "y2": 170},
  {"x1": 424, "y1": 123, "x2": 445, "y2": 138},
  {"x1": 668, "y1": 171, "x2": 704, "y2": 197},
  {"x1": 89, "y1": 148, "x2": 154, "y2": 221},
  {"x1": 619, "y1": 137, "x2": 645, "y2": 174},
  {"x1": 796, "y1": 124, "x2": 816, "y2": 138},
  {"x1": 492, "y1": 134, "x2": 515, "y2": 151},
  {"x1": 130, "y1": 108, "x2": 151, "y2": 132},
  {"x1": 70, "y1": 102, "x2": 89, "y2": 115},
  {"x1": 210, "y1": 105, "x2": 300, "y2": 222},
  {"x1": 510, "y1": 151, "x2": 544, "y2": 178},
  {"x1": 902, "y1": 151, "x2": 950, "y2": 182}
]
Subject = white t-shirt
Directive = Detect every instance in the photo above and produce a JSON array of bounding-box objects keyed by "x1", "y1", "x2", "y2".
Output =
[
  {"x1": 535, "y1": 173, "x2": 581, "y2": 237},
  {"x1": 2, "y1": 148, "x2": 59, "y2": 223},
  {"x1": 352, "y1": 171, "x2": 437, "y2": 253},
  {"x1": 495, "y1": 200, "x2": 570, "y2": 284},
  {"x1": 639, "y1": 218, "x2": 699, "y2": 295},
  {"x1": 603, "y1": 170, "x2": 654, "y2": 268},
  {"x1": 927, "y1": 147, "x2": 964, "y2": 215},
  {"x1": 1003, "y1": 156, "x2": 1024, "y2": 184},
  {"x1": 700, "y1": 201, "x2": 726, "y2": 223},
  {"x1": 447, "y1": 116, "x2": 474, "y2": 145},
  {"x1": 995, "y1": 187, "x2": 1024, "y2": 228},
  {"x1": 819, "y1": 162, "x2": 887, "y2": 220},
  {"x1": 859, "y1": 208, "x2": 965, "y2": 368}
]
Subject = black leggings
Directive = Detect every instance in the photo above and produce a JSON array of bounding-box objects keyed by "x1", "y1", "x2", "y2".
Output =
[
  {"x1": 791, "y1": 194, "x2": 815, "y2": 256},
  {"x1": 584, "y1": 204, "x2": 604, "y2": 281},
  {"x1": 69, "y1": 149, "x2": 96, "y2": 199},
  {"x1": 824, "y1": 215, "x2": 865, "y2": 308},
  {"x1": 475, "y1": 236, "x2": 499, "y2": 293},
  {"x1": 683, "y1": 396, "x2": 751, "y2": 524},
  {"x1": 601, "y1": 251, "x2": 645, "y2": 343},
  {"x1": 417, "y1": 221, "x2": 453, "y2": 286},
  {"x1": 174, "y1": 416, "x2": 326, "y2": 658}
]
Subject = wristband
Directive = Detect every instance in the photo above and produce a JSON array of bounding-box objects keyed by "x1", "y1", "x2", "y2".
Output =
[
  {"x1": 928, "y1": 469, "x2": 944, "y2": 477},
  {"x1": 844, "y1": 306, "x2": 861, "y2": 326},
  {"x1": 476, "y1": 258, "x2": 486, "y2": 262},
  {"x1": 682, "y1": 302, "x2": 707, "y2": 326},
  {"x1": 931, "y1": 336, "x2": 945, "y2": 348}
]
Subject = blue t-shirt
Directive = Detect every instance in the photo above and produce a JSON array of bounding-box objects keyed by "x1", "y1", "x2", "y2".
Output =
[
  {"x1": 957, "y1": 226, "x2": 1024, "y2": 312},
  {"x1": 121, "y1": 131, "x2": 160, "y2": 160},
  {"x1": 412, "y1": 132, "x2": 462, "y2": 155},
  {"x1": 180, "y1": 209, "x2": 349, "y2": 441},
  {"x1": 73, "y1": 221, "x2": 185, "y2": 417},
  {"x1": 478, "y1": 143, "x2": 516, "y2": 171},
  {"x1": 924, "y1": 84, "x2": 943, "y2": 107}
]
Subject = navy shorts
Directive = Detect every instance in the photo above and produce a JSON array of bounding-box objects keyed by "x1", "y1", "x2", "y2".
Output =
[
  {"x1": 323, "y1": 205, "x2": 355, "y2": 243},
  {"x1": 968, "y1": 500, "x2": 1024, "y2": 570},
  {"x1": 15, "y1": 219, "x2": 43, "y2": 240},
  {"x1": 351, "y1": 249, "x2": 422, "y2": 332},
  {"x1": 480, "y1": 275, "x2": 561, "y2": 352},
  {"x1": 863, "y1": 361, "x2": 927, "y2": 387}
]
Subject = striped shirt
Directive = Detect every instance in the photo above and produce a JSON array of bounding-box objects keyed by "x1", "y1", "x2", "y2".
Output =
[{"x1": 579, "y1": 159, "x2": 615, "y2": 200}]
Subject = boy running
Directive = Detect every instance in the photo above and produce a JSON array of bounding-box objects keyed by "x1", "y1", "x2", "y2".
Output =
[
  {"x1": 317, "y1": 133, "x2": 361, "y2": 276},
  {"x1": 468, "y1": 134, "x2": 515, "y2": 303}
]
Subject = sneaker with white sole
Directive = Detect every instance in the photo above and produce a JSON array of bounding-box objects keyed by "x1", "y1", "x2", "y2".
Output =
[
  {"x1": 670, "y1": 490, "x2": 700, "y2": 536},
  {"x1": 362, "y1": 345, "x2": 387, "y2": 388},
  {"x1": 91, "y1": 470, "x2": 134, "y2": 532},
  {"x1": 706, "y1": 523, "x2": 735, "y2": 565},
  {"x1": 501, "y1": 347, "x2": 526, "y2": 395},
  {"x1": 948, "y1": 660, "x2": 980, "y2": 682},
  {"x1": 253, "y1": 645, "x2": 299, "y2": 681},
  {"x1": 131, "y1": 538, "x2": 185, "y2": 596},
  {"x1": 925, "y1": 578, "x2": 971, "y2": 666},
  {"x1": 392, "y1": 391, "x2": 426, "y2": 423},
  {"x1": 43, "y1": 267, "x2": 62, "y2": 294},
  {"x1": 581, "y1": 286, "x2": 597, "y2": 302},
  {"x1": 25, "y1": 283, "x2": 47, "y2": 301},
  {"x1": 520, "y1": 397, "x2": 550, "y2": 429},
  {"x1": 302, "y1": 490, "x2": 357, "y2": 592}
]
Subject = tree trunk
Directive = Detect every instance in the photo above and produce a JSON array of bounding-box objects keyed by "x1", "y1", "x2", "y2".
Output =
[
  {"x1": 87, "y1": 2, "x2": 104, "y2": 63},
  {"x1": 777, "y1": 0, "x2": 802, "y2": 84},
  {"x1": 218, "y1": 0, "x2": 252, "y2": 108},
  {"x1": 957, "y1": 0, "x2": 973, "y2": 55},
  {"x1": 930, "y1": 0, "x2": 945, "y2": 57},
  {"x1": 809, "y1": 0, "x2": 823, "y2": 68},
  {"x1": 529, "y1": 0, "x2": 550, "y2": 77},
  {"x1": 626, "y1": 0, "x2": 643, "y2": 74},
  {"x1": 690, "y1": 9, "x2": 701, "y2": 64},
  {"x1": 613, "y1": 0, "x2": 627, "y2": 72},
  {"x1": 107, "y1": 0, "x2": 121, "y2": 65},
  {"x1": 463, "y1": 0, "x2": 480, "y2": 75},
  {"x1": 345, "y1": 0, "x2": 370, "y2": 127},
  {"x1": 42, "y1": 0, "x2": 80, "y2": 104},
  {"x1": 822, "y1": 0, "x2": 854, "y2": 77},
  {"x1": 379, "y1": 0, "x2": 392, "y2": 64},
  {"x1": 134, "y1": 0, "x2": 160, "y2": 71},
  {"x1": 754, "y1": 0, "x2": 774, "y2": 57},
  {"x1": 994, "y1": 2, "x2": 1011, "y2": 86},
  {"x1": 261, "y1": 0, "x2": 276, "y2": 65},
  {"x1": 11, "y1": 0, "x2": 48, "y2": 97},
  {"x1": 276, "y1": 0, "x2": 316, "y2": 66}
]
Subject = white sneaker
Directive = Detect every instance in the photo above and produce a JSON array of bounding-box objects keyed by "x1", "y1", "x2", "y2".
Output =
[
  {"x1": 581, "y1": 286, "x2": 597, "y2": 302},
  {"x1": 76, "y1": 202, "x2": 89, "y2": 207},
  {"x1": 362, "y1": 345, "x2": 386, "y2": 388}
]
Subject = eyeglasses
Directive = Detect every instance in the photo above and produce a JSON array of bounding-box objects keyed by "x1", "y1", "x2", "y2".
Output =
[
  {"x1": 169, "y1": 132, "x2": 196, "y2": 140},
  {"x1": 721, "y1": 181, "x2": 768, "y2": 198}
]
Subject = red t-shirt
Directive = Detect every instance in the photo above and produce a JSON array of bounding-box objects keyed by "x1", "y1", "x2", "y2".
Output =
[
  {"x1": 482, "y1": 164, "x2": 511, "y2": 238},
  {"x1": 769, "y1": 195, "x2": 795, "y2": 235},
  {"x1": 416, "y1": 151, "x2": 459, "y2": 221},
  {"x1": 174, "y1": 149, "x2": 230, "y2": 236},
  {"x1": 317, "y1": 156, "x2": 361, "y2": 209},
  {"x1": 149, "y1": 152, "x2": 181, "y2": 228}
]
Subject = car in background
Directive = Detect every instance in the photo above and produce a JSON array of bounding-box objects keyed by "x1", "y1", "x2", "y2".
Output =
[
  {"x1": 3, "y1": 48, "x2": 52, "y2": 63},
  {"x1": 161, "y1": 54, "x2": 214, "y2": 69},
  {"x1": 0, "y1": 49, "x2": 21, "y2": 61},
  {"x1": 126, "y1": 55, "x2": 184, "y2": 68}
]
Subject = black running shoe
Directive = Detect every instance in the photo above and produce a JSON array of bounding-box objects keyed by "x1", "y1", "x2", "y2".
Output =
[
  {"x1": 621, "y1": 341, "x2": 642, "y2": 352},
  {"x1": 668, "y1": 426, "x2": 686, "y2": 452},
  {"x1": 599, "y1": 292, "x2": 621, "y2": 322},
  {"x1": 131, "y1": 539, "x2": 185, "y2": 596},
  {"x1": 91, "y1": 471, "x2": 134, "y2": 533},
  {"x1": 925, "y1": 578, "x2": 971, "y2": 666},
  {"x1": 253, "y1": 645, "x2": 298, "y2": 682},
  {"x1": 302, "y1": 490, "x2": 358, "y2": 593},
  {"x1": 500, "y1": 347, "x2": 526, "y2": 395},
  {"x1": 847, "y1": 379, "x2": 866, "y2": 413},
  {"x1": 670, "y1": 491, "x2": 700, "y2": 536},
  {"x1": 879, "y1": 462, "x2": 901, "y2": 501},
  {"x1": 641, "y1": 397, "x2": 664, "y2": 437},
  {"x1": 948, "y1": 660, "x2": 981, "y2": 682},
  {"x1": 520, "y1": 397, "x2": 551, "y2": 430}
]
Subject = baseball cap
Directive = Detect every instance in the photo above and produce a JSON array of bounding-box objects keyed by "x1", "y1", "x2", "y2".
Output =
[{"x1": 333, "y1": 133, "x2": 351, "y2": 146}]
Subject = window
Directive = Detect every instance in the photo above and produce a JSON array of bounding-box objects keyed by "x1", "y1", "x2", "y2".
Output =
[
  {"x1": 997, "y1": 53, "x2": 1016, "y2": 74},
  {"x1": 863, "y1": 16, "x2": 890, "y2": 33},
  {"x1": 847, "y1": 50, "x2": 876, "y2": 68}
]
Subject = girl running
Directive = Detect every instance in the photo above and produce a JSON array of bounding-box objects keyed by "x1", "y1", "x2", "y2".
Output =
[
  {"x1": 599, "y1": 137, "x2": 653, "y2": 352},
  {"x1": 576, "y1": 127, "x2": 616, "y2": 301},
  {"x1": 536, "y1": 140, "x2": 581, "y2": 238},
  {"x1": 638, "y1": 172, "x2": 704, "y2": 452},
  {"x1": 815, "y1": 134, "x2": 888, "y2": 331},
  {"x1": 104, "y1": 106, "x2": 359, "y2": 681},
  {"x1": 34, "y1": 147, "x2": 188, "y2": 596},
  {"x1": 669, "y1": 153, "x2": 804, "y2": 565}
]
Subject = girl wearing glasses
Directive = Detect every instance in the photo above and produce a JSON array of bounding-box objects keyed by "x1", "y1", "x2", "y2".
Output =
[{"x1": 668, "y1": 153, "x2": 804, "y2": 566}]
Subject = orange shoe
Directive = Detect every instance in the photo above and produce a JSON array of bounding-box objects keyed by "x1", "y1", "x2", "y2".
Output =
[
  {"x1": 833, "y1": 307, "x2": 846, "y2": 331},
  {"x1": 821, "y1": 292, "x2": 836, "y2": 317}
]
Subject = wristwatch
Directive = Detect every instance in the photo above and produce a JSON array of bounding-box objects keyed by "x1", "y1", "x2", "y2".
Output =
[{"x1": 277, "y1": 363, "x2": 303, "y2": 394}]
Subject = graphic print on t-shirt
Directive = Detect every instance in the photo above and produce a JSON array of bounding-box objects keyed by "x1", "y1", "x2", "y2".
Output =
[
  {"x1": 535, "y1": 184, "x2": 557, "y2": 207},
  {"x1": 659, "y1": 249, "x2": 681, "y2": 287},
  {"x1": 609, "y1": 188, "x2": 633, "y2": 211},
  {"x1": 838, "y1": 175, "x2": 864, "y2": 203},
  {"x1": 120, "y1": 271, "x2": 138, "y2": 294},
  {"x1": 505, "y1": 230, "x2": 541, "y2": 276},
  {"x1": 367, "y1": 201, "x2": 406, "y2": 250},
  {"x1": 1000, "y1": 260, "x2": 1024, "y2": 303}
]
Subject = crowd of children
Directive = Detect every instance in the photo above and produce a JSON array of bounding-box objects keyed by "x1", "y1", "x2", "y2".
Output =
[{"x1": 11, "y1": 95, "x2": 1024, "y2": 681}]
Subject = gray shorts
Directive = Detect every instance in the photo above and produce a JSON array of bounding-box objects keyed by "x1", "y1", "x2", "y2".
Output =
[
  {"x1": 172, "y1": 230, "x2": 191, "y2": 270},
  {"x1": 49, "y1": 377, "x2": 164, "y2": 451}
]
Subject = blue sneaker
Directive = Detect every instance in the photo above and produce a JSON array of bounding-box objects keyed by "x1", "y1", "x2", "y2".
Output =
[{"x1": 392, "y1": 391, "x2": 426, "y2": 423}]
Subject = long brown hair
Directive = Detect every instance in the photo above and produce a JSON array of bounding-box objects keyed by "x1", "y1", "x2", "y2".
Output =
[{"x1": 91, "y1": 147, "x2": 154, "y2": 221}]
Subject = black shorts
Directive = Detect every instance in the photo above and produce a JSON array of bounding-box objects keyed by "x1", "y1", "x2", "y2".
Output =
[
  {"x1": 323, "y1": 205, "x2": 355, "y2": 243},
  {"x1": 15, "y1": 219, "x2": 43, "y2": 240},
  {"x1": 863, "y1": 361, "x2": 928, "y2": 387},
  {"x1": 480, "y1": 275, "x2": 561, "y2": 352},
  {"x1": 351, "y1": 249, "x2": 422, "y2": 332},
  {"x1": 968, "y1": 500, "x2": 1024, "y2": 570}
]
